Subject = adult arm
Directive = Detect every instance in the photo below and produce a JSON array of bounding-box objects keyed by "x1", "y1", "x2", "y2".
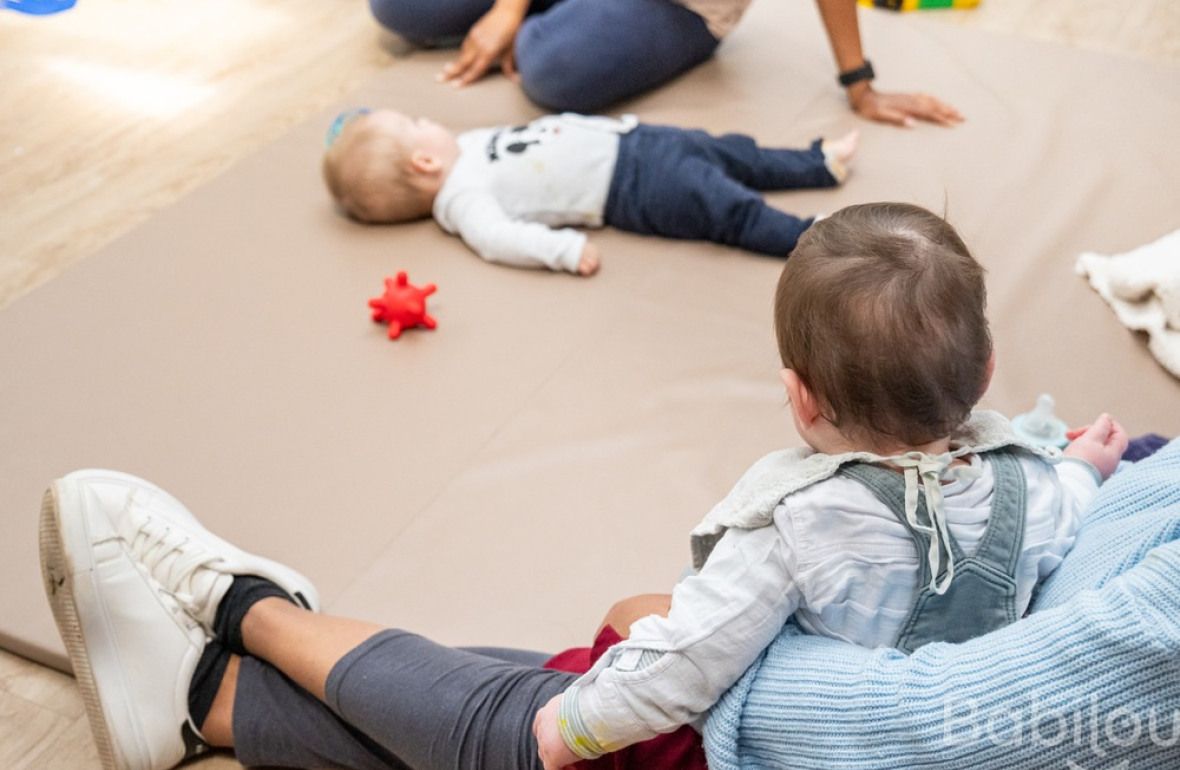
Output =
[
  {"x1": 440, "y1": 0, "x2": 528, "y2": 86},
  {"x1": 814, "y1": 0, "x2": 963, "y2": 127},
  {"x1": 705, "y1": 541, "x2": 1180, "y2": 768},
  {"x1": 704, "y1": 443, "x2": 1180, "y2": 769}
]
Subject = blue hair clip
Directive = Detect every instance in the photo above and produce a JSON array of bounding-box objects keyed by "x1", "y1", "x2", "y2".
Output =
[{"x1": 326, "y1": 108, "x2": 371, "y2": 148}]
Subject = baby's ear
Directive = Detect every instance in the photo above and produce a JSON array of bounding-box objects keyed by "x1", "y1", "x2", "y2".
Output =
[
  {"x1": 782, "y1": 369, "x2": 821, "y2": 426},
  {"x1": 410, "y1": 150, "x2": 441, "y2": 175}
]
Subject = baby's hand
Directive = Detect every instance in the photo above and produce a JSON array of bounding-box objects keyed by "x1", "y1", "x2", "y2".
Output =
[
  {"x1": 1064, "y1": 413, "x2": 1128, "y2": 481},
  {"x1": 577, "y1": 242, "x2": 601, "y2": 277},
  {"x1": 533, "y1": 693, "x2": 580, "y2": 770}
]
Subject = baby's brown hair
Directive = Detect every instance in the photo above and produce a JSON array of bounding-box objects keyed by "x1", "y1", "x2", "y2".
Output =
[
  {"x1": 322, "y1": 115, "x2": 427, "y2": 224},
  {"x1": 774, "y1": 203, "x2": 991, "y2": 447}
]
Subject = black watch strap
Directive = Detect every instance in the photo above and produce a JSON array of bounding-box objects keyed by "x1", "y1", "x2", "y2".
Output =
[{"x1": 837, "y1": 60, "x2": 875, "y2": 88}]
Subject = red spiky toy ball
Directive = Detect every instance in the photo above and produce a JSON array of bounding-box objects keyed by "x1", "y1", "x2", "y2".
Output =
[{"x1": 368, "y1": 271, "x2": 437, "y2": 340}]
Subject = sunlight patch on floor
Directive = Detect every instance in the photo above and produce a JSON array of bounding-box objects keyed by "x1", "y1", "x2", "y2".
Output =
[{"x1": 44, "y1": 58, "x2": 216, "y2": 118}]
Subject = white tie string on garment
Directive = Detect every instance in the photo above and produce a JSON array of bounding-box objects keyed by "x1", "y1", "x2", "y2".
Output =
[{"x1": 886, "y1": 451, "x2": 983, "y2": 595}]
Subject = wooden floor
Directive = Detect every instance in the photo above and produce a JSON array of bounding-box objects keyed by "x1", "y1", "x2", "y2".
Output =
[{"x1": 1, "y1": 0, "x2": 1177, "y2": 767}]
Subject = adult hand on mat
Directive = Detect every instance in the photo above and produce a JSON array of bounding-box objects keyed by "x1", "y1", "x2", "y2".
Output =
[
  {"x1": 533, "y1": 693, "x2": 581, "y2": 769},
  {"x1": 848, "y1": 83, "x2": 964, "y2": 127},
  {"x1": 439, "y1": 1, "x2": 525, "y2": 87},
  {"x1": 1065, "y1": 414, "x2": 1130, "y2": 480}
]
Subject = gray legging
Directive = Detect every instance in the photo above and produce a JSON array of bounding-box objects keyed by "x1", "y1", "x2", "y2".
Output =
[
  {"x1": 233, "y1": 630, "x2": 575, "y2": 770},
  {"x1": 368, "y1": 0, "x2": 720, "y2": 112}
]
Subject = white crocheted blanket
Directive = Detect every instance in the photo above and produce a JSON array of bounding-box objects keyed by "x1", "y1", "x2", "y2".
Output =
[{"x1": 1076, "y1": 228, "x2": 1180, "y2": 379}]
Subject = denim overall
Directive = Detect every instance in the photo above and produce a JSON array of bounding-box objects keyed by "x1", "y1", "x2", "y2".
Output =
[{"x1": 837, "y1": 449, "x2": 1027, "y2": 653}]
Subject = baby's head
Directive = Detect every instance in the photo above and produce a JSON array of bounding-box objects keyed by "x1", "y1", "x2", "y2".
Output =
[
  {"x1": 322, "y1": 109, "x2": 459, "y2": 224},
  {"x1": 775, "y1": 203, "x2": 992, "y2": 454}
]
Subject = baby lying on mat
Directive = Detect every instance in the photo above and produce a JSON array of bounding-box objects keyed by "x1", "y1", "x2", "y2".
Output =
[{"x1": 322, "y1": 109, "x2": 857, "y2": 275}]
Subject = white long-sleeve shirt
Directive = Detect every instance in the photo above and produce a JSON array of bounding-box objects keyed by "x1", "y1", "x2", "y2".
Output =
[
  {"x1": 561, "y1": 454, "x2": 1101, "y2": 757},
  {"x1": 431, "y1": 114, "x2": 636, "y2": 273}
]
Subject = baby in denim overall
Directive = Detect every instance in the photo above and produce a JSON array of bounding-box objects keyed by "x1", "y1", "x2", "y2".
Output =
[{"x1": 533, "y1": 202, "x2": 1129, "y2": 767}]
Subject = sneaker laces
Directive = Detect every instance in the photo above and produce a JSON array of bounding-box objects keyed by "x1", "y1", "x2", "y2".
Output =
[{"x1": 120, "y1": 498, "x2": 232, "y2": 627}]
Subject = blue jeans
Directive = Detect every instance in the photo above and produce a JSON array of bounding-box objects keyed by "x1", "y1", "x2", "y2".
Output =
[
  {"x1": 606, "y1": 125, "x2": 836, "y2": 256},
  {"x1": 368, "y1": 0, "x2": 720, "y2": 111}
]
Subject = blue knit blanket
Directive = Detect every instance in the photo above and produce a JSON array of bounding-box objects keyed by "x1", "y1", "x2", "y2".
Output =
[{"x1": 704, "y1": 441, "x2": 1180, "y2": 769}]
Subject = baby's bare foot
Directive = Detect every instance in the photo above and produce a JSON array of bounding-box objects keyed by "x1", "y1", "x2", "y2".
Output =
[
  {"x1": 822, "y1": 129, "x2": 859, "y2": 183},
  {"x1": 577, "y1": 242, "x2": 601, "y2": 276}
]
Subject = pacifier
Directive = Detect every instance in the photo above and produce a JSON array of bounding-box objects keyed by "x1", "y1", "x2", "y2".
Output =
[{"x1": 1011, "y1": 393, "x2": 1069, "y2": 449}]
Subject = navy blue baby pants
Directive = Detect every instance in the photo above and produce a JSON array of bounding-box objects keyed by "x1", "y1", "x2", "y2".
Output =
[{"x1": 604, "y1": 125, "x2": 837, "y2": 257}]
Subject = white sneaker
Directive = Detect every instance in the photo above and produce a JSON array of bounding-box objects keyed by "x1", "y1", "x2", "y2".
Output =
[
  {"x1": 68, "y1": 469, "x2": 319, "y2": 636},
  {"x1": 40, "y1": 471, "x2": 212, "y2": 770}
]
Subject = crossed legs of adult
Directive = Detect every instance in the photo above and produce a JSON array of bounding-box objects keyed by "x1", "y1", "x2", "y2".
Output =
[
  {"x1": 40, "y1": 470, "x2": 576, "y2": 770},
  {"x1": 368, "y1": 0, "x2": 719, "y2": 112}
]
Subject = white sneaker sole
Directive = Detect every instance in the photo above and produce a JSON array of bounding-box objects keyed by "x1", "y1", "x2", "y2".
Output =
[{"x1": 40, "y1": 481, "x2": 124, "y2": 770}]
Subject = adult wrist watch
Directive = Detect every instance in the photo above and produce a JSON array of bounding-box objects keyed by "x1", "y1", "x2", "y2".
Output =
[{"x1": 837, "y1": 60, "x2": 875, "y2": 88}]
